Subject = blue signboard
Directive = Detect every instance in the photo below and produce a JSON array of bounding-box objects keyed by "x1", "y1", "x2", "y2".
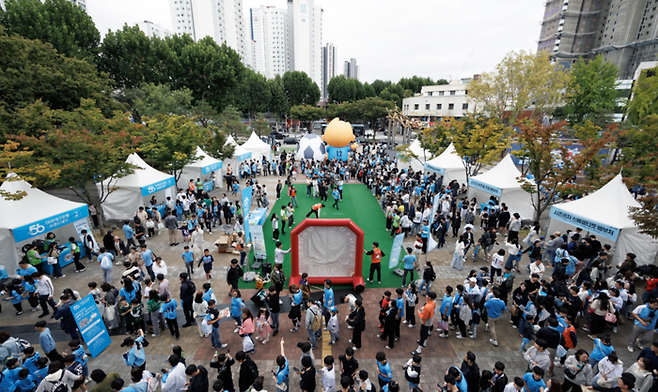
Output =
[
  {"x1": 469, "y1": 178, "x2": 503, "y2": 197},
  {"x1": 141, "y1": 177, "x2": 175, "y2": 196},
  {"x1": 549, "y1": 207, "x2": 620, "y2": 241},
  {"x1": 424, "y1": 162, "x2": 445, "y2": 175},
  {"x1": 70, "y1": 294, "x2": 111, "y2": 358},
  {"x1": 238, "y1": 152, "x2": 252, "y2": 162},
  {"x1": 202, "y1": 161, "x2": 222, "y2": 175},
  {"x1": 203, "y1": 181, "x2": 213, "y2": 192},
  {"x1": 13, "y1": 206, "x2": 89, "y2": 243},
  {"x1": 242, "y1": 186, "x2": 253, "y2": 243}
]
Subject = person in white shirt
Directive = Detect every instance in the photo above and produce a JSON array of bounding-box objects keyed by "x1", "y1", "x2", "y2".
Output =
[
  {"x1": 529, "y1": 259, "x2": 545, "y2": 279},
  {"x1": 274, "y1": 242, "x2": 291, "y2": 266},
  {"x1": 161, "y1": 355, "x2": 187, "y2": 392},
  {"x1": 153, "y1": 257, "x2": 168, "y2": 277},
  {"x1": 321, "y1": 356, "x2": 336, "y2": 392},
  {"x1": 503, "y1": 378, "x2": 524, "y2": 392},
  {"x1": 592, "y1": 353, "x2": 624, "y2": 388}
]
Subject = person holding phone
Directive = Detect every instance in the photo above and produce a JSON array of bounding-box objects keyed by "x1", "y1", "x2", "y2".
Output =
[
  {"x1": 210, "y1": 352, "x2": 235, "y2": 392},
  {"x1": 161, "y1": 355, "x2": 187, "y2": 392},
  {"x1": 439, "y1": 374, "x2": 459, "y2": 392},
  {"x1": 273, "y1": 339, "x2": 289, "y2": 392}
]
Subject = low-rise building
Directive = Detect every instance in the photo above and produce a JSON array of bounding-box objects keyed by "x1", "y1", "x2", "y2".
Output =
[{"x1": 402, "y1": 78, "x2": 476, "y2": 125}]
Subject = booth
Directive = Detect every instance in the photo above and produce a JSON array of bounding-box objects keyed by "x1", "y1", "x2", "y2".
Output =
[
  {"x1": 546, "y1": 174, "x2": 658, "y2": 266},
  {"x1": 178, "y1": 147, "x2": 223, "y2": 191},
  {"x1": 223, "y1": 144, "x2": 253, "y2": 180},
  {"x1": 467, "y1": 154, "x2": 534, "y2": 219},
  {"x1": 424, "y1": 143, "x2": 467, "y2": 186},
  {"x1": 398, "y1": 139, "x2": 433, "y2": 172},
  {"x1": 240, "y1": 131, "x2": 272, "y2": 162},
  {"x1": 0, "y1": 176, "x2": 92, "y2": 274},
  {"x1": 98, "y1": 153, "x2": 176, "y2": 221}
]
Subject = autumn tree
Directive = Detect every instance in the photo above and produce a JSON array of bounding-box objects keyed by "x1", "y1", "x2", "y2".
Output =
[
  {"x1": 468, "y1": 50, "x2": 570, "y2": 126},
  {"x1": 417, "y1": 122, "x2": 451, "y2": 156}
]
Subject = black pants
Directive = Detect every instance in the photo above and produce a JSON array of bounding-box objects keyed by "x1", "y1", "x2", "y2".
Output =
[
  {"x1": 39, "y1": 295, "x2": 58, "y2": 314},
  {"x1": 508, "y1": 231, "x2": 519, "y2": 243},
  {"x1": 378, "y1": 378, "x2": 390, "y2": 390},
  {"x1": 332, "y1": 199, "x2": 339, "y2": 209},
  {"x1": 381, "y1": 320, "x2": 395, "y2": 348},
  {"x1": 419, "y1": 324, "x2": 430, "y2": 345},
  {"x1": 166, "y1": 318, "x2": 180, "y2": 338},
  {"x1": 352, "y1": 327, "x2": 362, "y2": 348},
  {"x1": 406, "y1": 305, "x2": 416, "y2": 326},
  {"x1": 182, "y1": 300, "x2": 194, "y2": 325},
  {"x1": 369, "y1": 263, "x2": 381, "y2": 282},
  {"x1": 395, "y1": 318, "x2": 401, "y2": 338},
  {"x1": 13, "y1": 303, "x2": 22, "y2": 313},
  {"x1": 306, "y1": 209, "x2": 319, "y2": 218},
  {"x1": 422, "y1": 237, "x2": 428, "y2": 253},
  {"x1": 73, "y1": 252, "x2": 85, "y2": 271},
  {"x1": 273, "y1": 229, "x2": 279, "y2": 240},
  {"x1": 561, "y1": 379, "x2": 581, "y2": 392},
  {"x1": 402, "y1": 269, "x2": 415, "y2": 286}
]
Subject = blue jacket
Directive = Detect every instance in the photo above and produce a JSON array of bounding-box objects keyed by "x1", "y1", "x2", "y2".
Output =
[
  {"x1": 123, "y1": 336, "x2": 145, "y2": 367},
  {"x1": 39, "y1": 329, "x2": 55, "y2": 354},
  {"x1": 22, "y1": 353, "x2": 41, "y2": 374},
  {"x1": 160, "y1": 299, "x2": 178, "y2": 320},
  {"x1": 483, "y1": 298, "x2": 506, "y2": 319}
]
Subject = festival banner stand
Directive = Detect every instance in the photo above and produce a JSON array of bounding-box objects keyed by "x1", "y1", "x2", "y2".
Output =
[
  {"x1": 389, "y1": 233, "x2": 406, "y2": 276},
  {"x1": 71, "y1": 294, "x2": 112, "y2": 357}
]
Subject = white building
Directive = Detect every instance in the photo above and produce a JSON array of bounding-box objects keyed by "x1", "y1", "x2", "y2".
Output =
[
  {"x1": 402, "y1": 79, "x2": 476, "y2": 123},
  {"x1": 321, "y1": 43, "x2": 336, "y2": 98},
  {"x1": 169, "y1": 0, "x2": 251, "y2": 67},
  {"x1": 286, "y1": 0, "x2": 322, "y2": 89},
  {"x1": 343, "y1": 58, "x2": 359, "y2": 80},
  {"x1": 138, "y1": 20, "x2": 173, "y2": 39},
  {"x1": 250, "y1": 5, "x2": 288, "y2": 79}
]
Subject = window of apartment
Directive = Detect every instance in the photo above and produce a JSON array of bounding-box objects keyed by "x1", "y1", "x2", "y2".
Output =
[
  {"x1": 414, "y1": 104, "x2": 419, "y2": 110},
  {"x1": 437, "y1": 104, "x2": 442, "y2": 110},
  {"x1": 450, "y1": 91, "x2": 456, "y2": 95},
  {"x1": 439, "y1": 91, "x2": 444, "y2": 96},
  {"x1": 448, "y1": 103, "x2": 454, "y2": 110},
  {"x1": 462, "y1": 103, "x2": 469, "y2": 110},
  {"x1": 425, "y1": 104, "x2": 430, "y2": 110}
]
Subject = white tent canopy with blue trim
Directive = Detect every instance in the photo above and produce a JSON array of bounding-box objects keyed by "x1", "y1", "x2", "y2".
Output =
[
  {"x1": 423, "y1": 143, "x2": 467, "y2": 186},
  {"x1": 178, "y1": 147, "x2": 224, "y2": 190}
]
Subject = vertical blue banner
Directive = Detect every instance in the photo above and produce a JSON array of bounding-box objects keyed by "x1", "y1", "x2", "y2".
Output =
[
  {"x1": 70, "y1": 294, "x2": 111, "y2": 357},
  {"x1": 388, "y1": 233, "x2": 406, "y2": 269},
  {"x1": 242, "y1": 186, "x2": 253, "y2": 243}
]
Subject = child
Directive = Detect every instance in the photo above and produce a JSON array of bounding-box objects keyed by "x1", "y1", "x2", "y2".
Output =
[
  {"x1": 403, "y1": 284, "x2": 418, "y2": 328},
  {"x1": 130, "y1": 298, "x2": 146, "y2": 333},
  {"x1": 146, "y1": 217, "x2": 155, "y2": 237},
  {"x1": 160, "y1": 293, "x2": 180, "y2": 340},
  {"x1": 519, "y1": 315, "x2": 535, "y2": 353},
  {"x1": 403, "y1": 354, "x2": 422, "y2": 392},
  {"x1": 469, "y1": 301, "x2": 480, "y2": 339},
  {"x1": 376, "y1": 352, "x2": 393, "y2": 390},
  {"x1": 4, "y1": 281, "x2": 24, "y2": 315},
  {"x1": 14, "y1": 368, "x2": 35, "y2": 392},
  {"x1": 279, "y1": 206, "x2": 288, "y2": 235},
  {"x1": 88, "y1": 282, "x2": 101, "y2": 301},
  {"x1": 180, "y1": 225, "x2": 191, "y2": 243},
  {"x1": 33, "y1": 357, "x2": 49, "y2": 385},
  {"x1": 198, "y1": 249, "x2": 214, "y2": 281},
  {"x1": 64, "y1": 354, "x2": 86, "y2": 391},
  {"x1": 321, "y1": 355, "x2": 336, "y2": 392},
  {"x1": 255, "y1": 308, "x2": 272, "y2": 344},
  {"x1": 286, "y1": 203, "x2": 295, "y2": 228},
  {"x1": 68, "y1": 339, "x2": 89, "y2": 378},
  {"x1": 119, "y1": 298, "x2": 134, "y2": 334},
  {"x1": 271, "y1": 213, "x2": 280, "y2": 241},
  {"x1": 172, "y1": 345, "x2": 186, "y2": 366},
  {"x1": 378, "y1": 291, "x2": 392, "y2": 329},
  {"x1": 23, "y1": 277, "x2": 40, "y2": 312},
  {"x1": 328, "y1": 307, "x2": 339, "y2": 345},
  {"x1": 231, "y1": 290, "x2": 245, "y2": 332},
  {"x1": 357, "y1": 370, "x2": 375, "y2": 392},
  {"x1": 437, "y1": 286, "x2": 454, "y2": 338},
  {"x1": 559, "y1": 315, "x2": 577, "y2": 365},
  {"x1": 22, "y1": 347, "x2": 41, "y2": 374}
]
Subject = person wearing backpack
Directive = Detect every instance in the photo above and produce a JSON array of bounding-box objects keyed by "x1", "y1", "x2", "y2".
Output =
[
  {"x1": 305, "y1": 299, "x2": 322, "y2": 350},
  {"x1": 179, "y1": 273, "x2": 196, "y2": 328},
  {"x1": 36, "y1": 362, "x2": 81, "y2": 392},
  {"x1": 236, "y1": 351, "x2": 259, "y2": 392},
  {"x1": 97, "y1": 248, "x2": 114, "y2": 284}
]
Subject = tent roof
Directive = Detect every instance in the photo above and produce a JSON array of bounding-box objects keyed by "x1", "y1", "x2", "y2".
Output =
[
  {"x1": 241, "y1": 131, "x2": 270, "y2": 151},
  {"x1": 408, "y1": 140, "x2": 432, "y2": 160},
  {"x1": 425, "y1": 143, "x2": 463, "y2": 170},
  {"x1": 552, "y1": 174, "x2": 640, "y2": 229},
  {"x1": 225, "y1": 135, "x2": 238, "y2": 147},
  {"x1": 234, "y1": 144, "x2": 252, "y2": 157},
  {"x1": 471, "y1": 154, "x2": 524, "y2": 189},
  {"x1": 0, "y1": 176, "x2": 86, "y2": 230},
  {"x1": 185, "y1": 147, "x2": 221, "y2": 169},
  {"x1": 102, "y1": 153, "x2": 173, "y2": 188}
]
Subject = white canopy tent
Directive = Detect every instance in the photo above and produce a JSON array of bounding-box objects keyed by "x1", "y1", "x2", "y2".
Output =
[
  {"x1": 225, "y1": 135, "x2": 238, "y2": 147},
  {"x1": 547, "y1": 174, "x2": 658, "y2": 266},
  {"x1": 0, "y1": 177, "x2": 90, "y2": 274},
  {"x1": 178, "y1": 147, "x2": 224, "y2": 190},
  {"x1": 240, "y1": 131, "x2": 271, "y2": 162},
  {"x1": 98, "y1": 153, "x2": 176, "y2": 221},
  {"x1": 467, "y1": 154, "x2": 534, "y2": 219},
  {"x1": 399, "y1": 139, "x2": 433, "y2": 172},
  {"x1": 222, "y1": 142, "x2": 254, "y2": 179},
  {"x1": 424, "y1": 143, "x2": 467, "y2": 186}
]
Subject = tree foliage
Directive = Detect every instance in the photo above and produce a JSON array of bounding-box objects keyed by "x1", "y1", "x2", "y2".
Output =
[
  {"x1": 118, "y1": 83, "x2": 194, "y2": 123},
  {"x1": 218, "y1": 105, "x2": 247, "y2": 136},
  {"x1": 268, "y1": 74, "x2": 290, "y2": 120},
  {"x1": 564, "y1": 55, "x2": 619, "y2": 125},
  {"x1": 379, "y1": 83, "x2": 406, "y2": 108},
  {"x1": 621, "y1": 115, "x2": 658, "y2": 180},
  {"x1": 327, "y1": 75, "x2": 366, "y2": 103},
  {"x1": 417, "y1": 123, "x2": 451, "y2": 156},
  {"x1": 0, "y1": 0, "x2": 100, "y2": 60},
  {"x1": 282, "y1": 71, "x2": 321, "y2": 107},
  {"x1": 468, "y1": 50, "x2": 570, "y2": 126},
  {"x1": 398, "y1": 76, "x2": 439, "y2": 94},
  {"x1": 626, "y1": 66, "x2": 658, "y2": 125},
  {"x1": 233, "y1": 68, "x2": 272, "y2": 115},
  {"x1": 326, "y1": 98, "x2": 394, "y2": 127}
]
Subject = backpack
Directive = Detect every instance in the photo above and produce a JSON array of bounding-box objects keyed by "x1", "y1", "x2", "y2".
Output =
[
  {"x1": 311, "y1": 308, "x2": 322, "y2": 331},
  {"x1": 187, "y1": 280, "x2": 196, "y2": 295},
  {"x1": 100, "y1": 254, "x2": 112, "y2": 270},
  {"x1": 3, "y1": 337, "x2": 30, "y2": 356},
  {"x1": 49, "y1": 371, "x2": 68, "y2": 392},
  {"x1": 429, "y1": 268, "x2": 436, "y2": 281}
]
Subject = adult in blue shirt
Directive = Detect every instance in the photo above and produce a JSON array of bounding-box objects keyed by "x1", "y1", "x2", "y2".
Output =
[
  {"x1": 376, "y1": 352, "x2": 393, "y2": 389},
  {"x1": 628, "y1": 299, "x2": 658, "y2": 352},
  {"x1": 123, "y1": 220, "x2": 137, "y2": 249},
  {"x1": 16, "y1": 261, "x2": 37, "y2": 288},
  {"x1": 484, "y1": 291, "x2": 507, "y2": 347},
  {"x1": 522, "y1": 367, "x2": 546, "y2": 392},
  {"x1": 420, "y1": 220, "x2": 430, "y2": 253},
  {"x1": 274, "y1": 339, "x2": 289, "y2": 392},
  {"x1": 159, "y1": 293, "x2": 180, "y2": 339},
  {"x1": 35, "y1": 321, "x2": 63, "y2": 363},
  {"x1": 140, "y1": 244, "x2": 155, "y2": 281},
  {"x1": 121, "y1": 331, "x2": 146, "y2": 370},
  {"x1": 323, "y1": 280, "x2": 334, "y2": 327},
  {"x1": 331, "y1": 188, "x2": 341, "y2": 210},
  {"x1": 401, "y1": 247, "x2": 417, "y2": 286}
]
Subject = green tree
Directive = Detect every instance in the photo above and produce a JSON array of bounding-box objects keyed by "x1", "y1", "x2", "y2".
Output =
[
  {"x1": 379, "y1": 84, "x2": 405, "y2": 108},
  {"x1": 327, "y1": 75, "x2": 357, "y2": 103},
  {"x1": 564, "y1": 55, "x2": 619, "y2": 125},
  {"x1": 98, "y1": 24, "x2": 173, "y2": 89},
  {"x1": 622, "y1": 115, "x2": 658, "y2": 180},
  {"x1": 469, "y1": 50, "x2": 571, "y2": 126},
  {"x1": 191, "y1": 99, "x2": 221, "y2": 128},
  {"x1": 198, "y1": 125, "x2": 234, "y2": 161},
  {"x1": 233, "y1": 68, "x2": 271, "y2": 116},
  {"x1": 119, "y1": 83, "x2": 194, "y2": 123},
  {"x1": 282, "y1": 71, "x2": 321, "y2": 106},
  {"x1": 626, "y1": 65, "x2": 658, "y2": 125},
  {"x1": 352, "y1": 97, "x2": 395, "y2": 130},
  {"x1": 252, "y1": 113, "x2": 270, "y2": 136},
  {"x1": 417, "y1": 122, "x2": 450, "y2": 155},
  {"x1": 398, "y1": 76, "x2": 436, "y2": 94},
  {"x1": 268, "y1": 74, "x2": 290, "y2": 122},
  {"x1": 363, "y1": 82, "x2": 376, "y2": 98},
  {"x1": 218, "y1": 105, "x2": 247, "y2": 136},
  {"x1": 0, "y1": 0, "x2": 100, "y2": 60},
  {"x1": 371, "y1": 80, "x2": 391, "y2": 96},
  {"x1": 290, "y1": 104, "x2": 324, "y2": 131}
]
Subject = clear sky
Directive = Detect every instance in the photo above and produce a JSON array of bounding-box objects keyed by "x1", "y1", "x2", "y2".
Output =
[{"x1": 87, "y1": 0, "x2": 546, "y2": 83}]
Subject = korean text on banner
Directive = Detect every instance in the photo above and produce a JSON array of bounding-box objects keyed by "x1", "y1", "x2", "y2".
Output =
[
  {"x1": 242, "y1": 186, "x2": 253, "y2": 243},
  {"x1": 468, "y1": 178, "x2": 502, "y2": 197},
  {"x1": 202, "y1": 161, "x2": 222, "y2": 175},
  {"x1": 238, "y1": 152, "x2": 252, "y2": 162},
  {"x1": 549, "y1": 207, "x2": 621, "y2": 241},
  {"x1": 424, "y1": 162, "x2": 445, "y2": 175},
  {"x1": 250, "y1": 225, "x2": 267, "y2": 259},
  {"x1": 388, "y1": 233, "x2": 405, "y2": 269},
  {"x1": 13, "y1": 205, "x2": 89, "y2": 243},
  {"x1": 70, "y1": 294, "x2": 112, "y2": 357},
  {"x1": 141, "y1": 177, "x2": 175, "y2": 196}
]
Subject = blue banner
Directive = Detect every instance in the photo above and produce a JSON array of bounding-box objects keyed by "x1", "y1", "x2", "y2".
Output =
[
  {"x1": 203, "y1": 181, "x2": 213, "y2": 192},
  {"x1": 202, "y1": 161, "x2": 222, "y2": 175},
  {"x1": 469, "y1": 178, "x2": 503, "y2": 197},
  {"x1": 141, "y1": 177, "x2": 175, "y2": 196},
  {"x1": 13, "y1": 205, "x2": 89, "y2": 243},
  {"x1": 388, "y1": 233, "x2": 406, "y2": 269},
  {"x1": 549, "y1": 207, "x2": 620, "y2": 241},
  {"x1": 238, "y1": 152, "x2": 252, "y2": 162},
  {"x1": 70, "y1": 294, "x2": 111, "y2": 358},
  {"x1": 424, "y1": 162, "x2": 445, "y2": 175},
  {"x1": 242, "y1": 186, "x2": 252, "y2": 243}
]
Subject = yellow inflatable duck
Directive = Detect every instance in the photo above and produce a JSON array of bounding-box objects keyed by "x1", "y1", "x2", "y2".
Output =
[{"x1": 322, "y1": 118, "x2": 355, "y2": 161}]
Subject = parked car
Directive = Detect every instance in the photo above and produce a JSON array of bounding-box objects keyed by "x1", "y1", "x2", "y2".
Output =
[
  {"x1": 283, "y1": 137, "x2": 298, "y2": 145},
  {"x1": 355, "y1": 136, "x2": 372, "y2": 144},
  {"x1": 270, "y1": 131, "x2": 286, "y2": 140}
]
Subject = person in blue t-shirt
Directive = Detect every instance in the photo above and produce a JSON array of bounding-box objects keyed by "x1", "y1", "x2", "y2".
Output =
[
  {"x1": 401, "y1": 247, "x2": 417, "y2": 287},
  {"x1": 420, "y1": 220, "x2": 430, "y2": 253},
  {"x1": 375, "y1": 352, "x2": 393, "y2": 389},
  {"x1": 140, "y1": 244, "x2": 155, "y2": 281},
  {"x1": 522, "y1": 367, "x2": 546, "y2": 392},
  {"x1": 181, "y1": 246, "x2": 195, "y2": 276},
  {"x1": 332, "y1": 187, "x2": 341, "y2": 210},
  {"x1": 323, "y1": 280, "x2": 335, "y2": 327},
  {"x1": 483, "y1": 291, "x2": 507, "y2": 347},
  {"x1": 395, "y1": 289, "x2": 405, "y2": 340},
  {"x1": 159, "y1": 293, "x2": 180, "y2": 339}
]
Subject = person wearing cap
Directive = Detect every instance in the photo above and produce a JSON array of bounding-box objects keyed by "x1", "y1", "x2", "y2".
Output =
[
  {"x1": 161, "y1": 354, "x2": 187, "y2": 392},
  {"x1": 185, "y1": 364, "x2": 209, "y2": 392},
  {"x1": 121, "y1": 329, "x2": 146, "y2": 371}
]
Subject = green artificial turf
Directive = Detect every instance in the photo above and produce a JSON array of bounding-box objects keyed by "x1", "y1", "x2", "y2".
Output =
[{"x1": 238, "y1": 183, "x2": 405, "y2": 289}]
